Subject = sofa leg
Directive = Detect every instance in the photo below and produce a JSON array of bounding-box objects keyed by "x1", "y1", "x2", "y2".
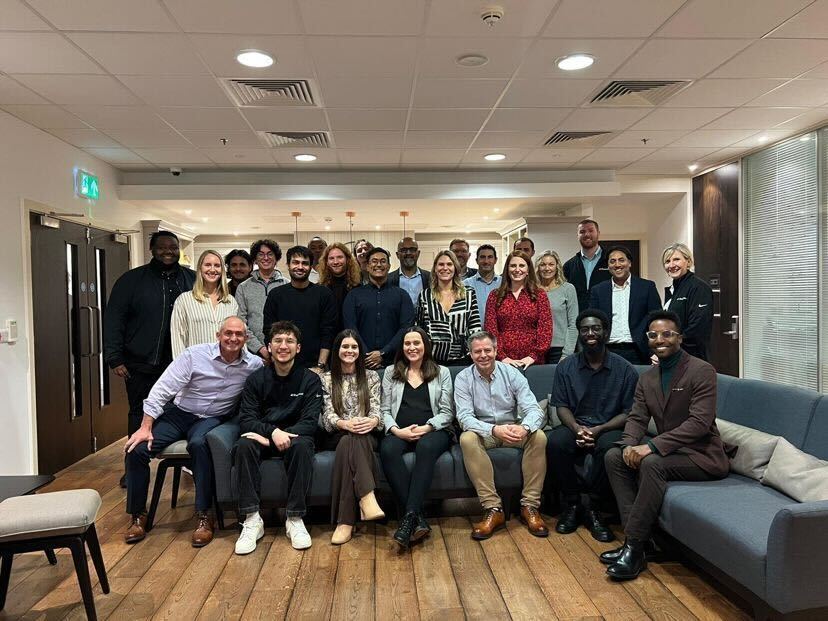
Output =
[{"x1": 0, "y1": 552, "x2": 13, "y2": 610}]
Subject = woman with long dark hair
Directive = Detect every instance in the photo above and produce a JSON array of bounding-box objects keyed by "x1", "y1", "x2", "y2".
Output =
[
  {"x1": 321, "y1": 329, "x2": 384, "y2": 544},
  {"x1": 379, "y1": 327, "x2": 454, "y2": 549}
]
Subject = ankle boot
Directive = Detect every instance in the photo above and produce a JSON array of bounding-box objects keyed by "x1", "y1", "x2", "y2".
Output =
[
  {"x1": 393, "y1": 512, "x2": 418, "y2": 549},
  {"x1": 411, "y1": 513, "x2": 431, "y2": 543},
  {"x1": 606, "y1": 538, "x2": 648, "y2": 581},
  {"x1": 331, "y1": 523, "x2": 353, "y2": 545},
  {"x1": 600, "y1": 538, "x2": 656, "y2": 565},
  {"x1": 359, "y1": 491, "x2": 385, "y2": 521}
]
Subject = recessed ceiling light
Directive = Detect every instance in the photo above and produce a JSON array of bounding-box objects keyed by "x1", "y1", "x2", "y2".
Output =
[
  {"x1": 201, "y1": 217, "x2": 208, "y2": 223},
  {"x1": 484, "y1": 153, "x2": 506, "y2": 161},
  {"x1": 556, "y1": 53, "x2": 595, "y2": 71},
  {"x1": 375, "y1": 225, "x2": 381, "y2": 230},
  {"x1": 455, "y1": 53, "x2": 489, "y2": 67},
  {"x1": 324, "y1": 225, "x2": 331, "y2": 231},
  {"x1": 757, "y1": 135, "x2": 769, "y2": 143},
  {"x1": 493, "y1": 208, "x2": 500, "y2": 213},
  {"x1": 688, "y1": 164, "x2": 698, "y2": 172},
  {"x1": 233, "y1": 231, "x2": 239, "y2": 237},
  {"x1": 184, "y1": 209, "x2": 192, "y2": 215},
  {"x1": 294, "y1": 154, "x2": 317, "y2": 162},
  {"x1": 236, "y1": 49, "x2": 274, "y2": 68}
]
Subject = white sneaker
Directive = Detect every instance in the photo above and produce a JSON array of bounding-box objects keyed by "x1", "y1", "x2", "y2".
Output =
[
  {"x1": 235, "y1": 515, "x2": 264, "y2": 555},
  {"x1": 285, "y1": 517, "x2": 312, "y2": 550}
]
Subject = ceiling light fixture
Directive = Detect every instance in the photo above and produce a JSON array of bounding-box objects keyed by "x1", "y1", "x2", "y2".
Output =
[
  {"x1": 294, "y1": 154, "x2": 317, "y2": 162},
  {"x1": 375, "y1": 225, "x2": 381, "y2": 230},
  {"x1": 688, "y1": 164, "x2": 698, "y2": 172},
  {"x1": 484, "y1": 153, "x2": 506, "y2": 161},
  {"x1": 493, "y1": 208, "x2": 500, "y2": 213},
  {"x1": 184, "y1": 209, "x2": 192, "y2": 215},
  {"x1": 556, "y1": 53, "x2": 595, "y2": 71},
  {"x1": 325, "y1": 225, "x2": 331, "y2": 231},
  {"x1": 236, "y1": 49, "x2": 274, "y2": 68},
  {"x1": 455, "y1": 53, "x2": 489, "y2": 67},
  {"x1": 757, "y1": 135, "x2": 769, "y2": 143}
]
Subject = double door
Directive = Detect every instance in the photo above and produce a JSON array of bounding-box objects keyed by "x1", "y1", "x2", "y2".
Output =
[{"x1": 30, "y1": 214, "x2": 130, "y2": 474}]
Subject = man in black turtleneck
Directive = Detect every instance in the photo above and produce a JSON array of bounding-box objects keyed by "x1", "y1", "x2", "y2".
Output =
[{"x1": 104, "y1": 231, "x2": 196, "y2": 485}]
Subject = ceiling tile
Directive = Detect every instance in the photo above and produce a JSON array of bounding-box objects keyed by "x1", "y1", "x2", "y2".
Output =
[
  {"x1": 698, "y1": 147, "x2": 744, "y2": 165},
  {"x1": 483, "y1": 107, "x2": 571, "y2": 131},
  {"x1": 513, "y1": 162, "x2": 572, "y2": 170},
  {"x1": 664, "y1": 78, "x2": 785, "y2": 107},
  {"x1": 105, "y1": 127, "x2": 190, "y2": 148},
  {"x1": 730, "y1": 130, "x2": 797, "y2": 148},
  {"x1": 669, "y1": 129, "x2": 757, "y2": 147},
  {"x1": 65, "y1": 105, "x2": 169, "y2": 130},
  {"x1": 0, "y1": 76, "x2": 47, "y2": 104},
  {"x1": 579, "y1": 148, "x2": 654, "y2": 163},
  {"x1": 188, "y1": 35, "x2": 311, "y2": 79},
  {"x1": 299, "y1": 0, "x2": 426, "y2": 35},
  {"x1": 0, "y1": 0, "x2": 51, "y2": 30},
  {"x1": 201, "y1": 148, "x2": 275, "y2": 164},
  {"x1": 604, "y1": 130, "x2": 688, "y2": 147},
  {"x1": 418, "y1": 37, "x2": 532, "y2": 79},
  {"x1": 14, "y1": 74, "x2": 141, "y2": 105},
  {"x1": 704, "y1": 107, "x2": 808, "y2": 129},
  {"x1": 642, "y1": 147, "x2": 722, "y2": 161},
  {"x1": 747, "y1": 80, "x2": 828, "y2": 107},
  {"x1": 408, "y1": 108, "x2": 489, "y2": 131},
  {"x1": 320, "y1": 77, "x2": 412, "y2": 108},
  {"x1": 1, "y1": 104, "x2": 88, "y2": 128},
  {"x1": 332, "y1": 131, "x2": 404, "y2": 148},
  {"x1": 471, "y1": 131, "x2": 549, "y2": 149},
  {"x1": 768, "y1": 1, "x2": 828, "y2": 38},
  {"x1": 571, "y1": 160, "x2": 631, "y2": 170},
  {"x1": 616, "y1": 39, "x2": 751, "y2": 79},
  {"x1": 632, "y1": 108, "x2": 731, "y2": 130},
  {"x1": 772, "y1": 108, "x2": 828, "y2": 132},
  {"x1": 543, "y1": 0, "x2": 685, "y2": 37},
  {"x1": 163, "y1": 0, "x2": 303, "y2": 34},
  {"x1": 621, "y1": 161, "x2": 693, "y2": 174},
  {"x1": 181, "y1": 130, "x2": 263, "y2": 148},
  {"x1": 803, "y1": 61, "x2": 828, "y2": 79},
  {"x1": 46, "y1": 128, "x2": 122, "y2": 148},
  {"x1": 711, "y1": 39, "x2": 828, "y2": 78},
  {"x1": 271, "y1": 148, "x2": 338, "y2": 165},
  {"x1": 338, "y1": 149, "x2": 402, "y2": 164},
  {"x1": 521, "y1": 148, "x2": 592, "y2": 163},
  {"x1": 67, "y1": 34, "x2": 208, "y2": 76},
  {"x1": 657, "y1": 0, "x2": 812, "y2": 38},
  {"x1": 85, "y1": 147, "x2": 150, "y2": 165},
  {"x1": 519, "y1": 38, "x2": 644, "y2": 79},
  {"x1": 29, "y1": 0, "x2": 178, "y2": 31},
  {"x1": 133, "y1": 147, "x2": 214, "y2": 165},
  {"x1": 118, "y1": 76, "x2": 232, "y2": 106},
  {"x1": 462, "y1": 148, "x2": 529, "y2": 164},
  {"x1": 327, "y1": 109, "x2": 408, "y2": 131},
  {"x1": 500, "y1": 78, "x2": 601, "y2": 107},
  {"x1": 308, "y1": 37, "x2": 419, "y2": 78},
  {"x1": 0, "y1": 33, "x2": 103, "y2": 74},
  {"x1": 426, "y1": 0, "x2": 558, "y2": 37},
  {"x1": 558, "y1": 108, "x2": 652, "y2": 131},
  {"x1": 401, "y1": 150, "x2": 465, "y2": 164},
  {"x1": 413, "y1": 78, "x2": 507, "y2": 108},
  {"x1": 158, "y1": 107, "x2": 249, "y2": 131},
  {"x1": 241, "y1": 107, "x2": 329, "y2": 132},
  {"x1": 404, "y1": 131, "x2": 477, "y2": 148}
]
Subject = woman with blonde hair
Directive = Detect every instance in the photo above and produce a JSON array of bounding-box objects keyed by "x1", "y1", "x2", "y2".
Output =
[
  {"x1": 661, "y1": 242, "x2": 713, "y2": 360},
  {"x1": 536, "y1": 250, "x2": 578, "y2": 363},
  {"x1": 415, "y1": 250, "x2": 481, "y2": 365},
  {"x1": 170, "y1": 249, "x2": 239, "y2": 358},
  {"x1": 318, "y1": 242, "x2": 362, "y2": 334}
]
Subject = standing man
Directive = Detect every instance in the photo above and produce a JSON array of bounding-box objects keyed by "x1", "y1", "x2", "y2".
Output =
[
  {"x1": 563, "y1": 219, "x2": 611, "y2": 311},
  {"x1": 513, "y1": 237, "x2": 535, "y2": 259},
  {"x1": 225, "y1": 249, "x2": 253, "y2": 296},
  {"x1": 455, "y1": 330, "x2": 548, "y2": 540},
  {"x1": 463, "y1": 244, "x2": 501, "y2": 324},
  {"x1": 602, "y1": 310, "x2": 730, "y2": 580},
  {"x1": 450, "y1": 238, "x2": 477, "y2": 279},
  {"x1": 388, "y1": 236, "x2": 431, "y2": 306},
  {"x1": 104, "y1": 231, "x2": 196, "y2": 487},
  {"x1": 547, "y1": 309, "x2": 639, "y2": 542},
  {"x1": 123, "y1": 317, "x2": 262, "y2": 546},
  {"x1": 307, "y1": 236, "x2": 327, "y2": 284},
  {"x1": 236, "y1": 239, "x2": 287, "y2": 363},
  {"x1": 589, "y1": 245, "x2": 662, "y2": 364},
  {"x1": 262, "y1": 246, "x2": 337, "y2": 371},
  {"x1": 343, "y1": 247, "x2": 415, "y2": 369},
  {"x1": 233, "y1": 321, "x2": 322, "y2": 553}
]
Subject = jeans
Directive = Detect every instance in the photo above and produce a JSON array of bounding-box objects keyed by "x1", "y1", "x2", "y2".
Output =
[
  {"x1": 546, "y1": 426, "x2": 622, "y2": 507},
  {"x1": 380, "y1": 430, "x2": 451, "y2": 513}
]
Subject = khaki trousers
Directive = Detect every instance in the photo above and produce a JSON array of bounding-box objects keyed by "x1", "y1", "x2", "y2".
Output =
[{"x1": 459, "y1": 430, "x2": 547, "y2": 510}]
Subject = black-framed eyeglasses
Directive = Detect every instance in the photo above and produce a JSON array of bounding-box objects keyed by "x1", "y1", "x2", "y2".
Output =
[
  {"x1": 646, "y1": 330, "x2": 681, "y2": 340},
  {"x1": 578, "y1": 325, "x2": 604, "y2": 335}
]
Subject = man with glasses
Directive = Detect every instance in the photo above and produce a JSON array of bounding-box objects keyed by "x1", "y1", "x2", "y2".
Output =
[
  {"x1": 236, "y1": 239, "x2": 287, "y2": 363},
  {"x1": 343, "y1": 247, "x2": 415, "y2": 369},
  {"x1": 547, "y1": 309, "x2": 638, "y2": 542},
  {"x1": 388, "y1": 236, "x2": 431, "y2": 306},
  {"x1": 601, "y1": 310, "x2": 729, "y2": 581}
]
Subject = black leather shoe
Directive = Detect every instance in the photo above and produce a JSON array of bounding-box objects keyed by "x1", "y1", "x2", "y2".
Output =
[
  {"x1": 555, "y1": 504, "x2": 581, "y2": 534},
  {"x1": 393, "y1": 512, "x2": 418, "y2": 550},
  {"x1": 585, "y1": 509, "x2": 615, "y2": 542},
  {"x1": 606, "y1": 538, "x2": 647, "y2": 581},
  {"x1": 600, "y1": 539, "x2": 656, "y2": 565},
  {"x1": 411, "y1": 513, "x2": 430, "y2": 543}
]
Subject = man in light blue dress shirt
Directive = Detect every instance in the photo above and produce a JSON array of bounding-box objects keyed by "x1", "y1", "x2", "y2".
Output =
[{"x1": 463, "y1": 244, "x2": 501, "y2": 323}]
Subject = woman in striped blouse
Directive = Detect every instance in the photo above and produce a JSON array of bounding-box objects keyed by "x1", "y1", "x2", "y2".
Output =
[
  {"x1": 170, "y1": 249, "x2": 239, "y2": 358},
  {"x1": 415, "y1": 250, "x2": 481, "y2": 366}
]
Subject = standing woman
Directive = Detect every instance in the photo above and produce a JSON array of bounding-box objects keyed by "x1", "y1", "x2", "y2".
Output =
[
  {"x1": 380, "y1": 327, "x2": 453, "y2": 549},
  {"x1": 170, "y1": 249, "x2": 239, "y2": 358},
  {"x1": 415, "y1": 250, "x2": 481, "y2": 365},
  {"x1": 318, "y1": 242, "x2": 362, "y2": 335},
  {"x1": 661, "y1": 242, "x2": 714, "y2": 360},
  {"x1": 321, "y1": 329, "x2": 384, "y2": 545},
  {"x1": 484, "y1": 250, "x2": 552, "y2": 369},
  {"x1": 536, "y1": 250, "x2": 578, "y2": 364},
  {"x1": 353, "y1": 239, "x2": 374, "y2": 283}
]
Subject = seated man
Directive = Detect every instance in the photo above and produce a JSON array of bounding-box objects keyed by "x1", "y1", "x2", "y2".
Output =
[
  {"x1": 603, "y1": 310, "x2": 730, "y2": 581},
  {"x1": 123, "y1": 316, "x2": 262, "y2": 547},
  {"x1": 454, "y1": 330, "x2": 548, "y2": 540},
  {"x1": 233, "y1": 320, "x2": 322, "y2": 554},
  {"x1": 548, "y1": 308, "x2": 638, "y2": 542}
]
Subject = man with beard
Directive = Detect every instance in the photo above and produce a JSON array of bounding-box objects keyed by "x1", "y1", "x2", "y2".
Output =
[
  {"x1": 105, "y1": 231, "x2": 196, "y2": 487},
  {"x1": 225, "y1": 249, "x2": 253, "y2": 296},
  {"x1": 547, "y1": 309, "x2": 638, "y2": 542},
  {"x1": 563, "y1": 219, "x2": 611, "y2": 311},
  {"x1": 463, "y1": 244, "x2": 501, "y2": 324},
  {"x1": 262, "y1": 246, "x2": 337, "y2": 371},
  {"x1": 307, "y1": 236, "x2": 327, "y2": 283},
  {"x1": 388, "y1": 236, "x2": 431, "y2": 306},
  {"x1": 449, "y1": 238, "x2": 477, "y2": 279}
]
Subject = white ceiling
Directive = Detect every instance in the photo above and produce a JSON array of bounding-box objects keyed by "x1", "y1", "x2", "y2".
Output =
[{"x1": 1, "y1": 0, "x2": 828, "y2": 174}]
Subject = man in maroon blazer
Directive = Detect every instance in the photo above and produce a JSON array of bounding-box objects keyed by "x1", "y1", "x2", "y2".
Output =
[{"x1": 602, "y1": 310, "x2": 730, "y2": 581}]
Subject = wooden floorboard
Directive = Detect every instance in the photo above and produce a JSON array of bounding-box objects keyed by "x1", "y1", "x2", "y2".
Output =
[{"x1": 2, "y1": 440, "x2": 755, "y2": 620}]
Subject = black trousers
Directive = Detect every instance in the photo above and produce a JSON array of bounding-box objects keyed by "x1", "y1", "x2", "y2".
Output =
[
  {"x1": 607, "y1": 343, "x2": 648, "y2": 365},
  {"x1": 124, "y1": 367, "x2": 164, "y2": 436},
  {"x1": 233, "y1": 435, "x2": 315, "y2": 518},
  {"x1": 546, "y1": 347, "x2": 564, "y2": 364},
  {"x1": 380, "y1": 430, "x2": 451, "y2": 513},
  {"x1": 546, "y1": 426, "x2": 622, "y2": 507}
]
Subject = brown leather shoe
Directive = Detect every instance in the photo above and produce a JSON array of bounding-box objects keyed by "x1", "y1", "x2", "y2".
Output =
[
  {"x1": 124, "y1": 513, "x2": 147, "y2": 544},
  {"x1": 520, "y1": 505, "x2": 549, "y2": 537},
  {"x1": 471, "y1": 508, "x2": 505, "y2": 540},
  {"x1": 192, "y1": 511, "x2": 214, "y2": 547}
]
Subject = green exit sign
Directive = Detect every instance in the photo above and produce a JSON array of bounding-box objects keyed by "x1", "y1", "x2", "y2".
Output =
[{"x1": 76, "y1": 170, "x2": 100, "y2": 201}]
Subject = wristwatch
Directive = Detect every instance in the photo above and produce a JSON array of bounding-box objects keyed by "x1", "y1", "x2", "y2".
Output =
[{"x1": 316, "y1": 362, "x2": 328, "y2": 371}]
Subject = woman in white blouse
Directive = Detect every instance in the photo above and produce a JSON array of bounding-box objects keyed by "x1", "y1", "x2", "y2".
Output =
[{"x1": 170, "y1": 249, "x2": 239, "y2": 358}]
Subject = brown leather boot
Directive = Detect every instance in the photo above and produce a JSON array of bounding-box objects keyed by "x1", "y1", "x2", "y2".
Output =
[
  {"x1": 124, "y1": 513, "x2": 148, "y2": 544},
  {"x1": 520, "y1": 505, "x2": 549, "y2": 537},
  {"x1": 192, "y1": 511, "x2": 214, "y2": 547},
  {"x1": 471, "y1": 507, "x2": 505, "y2": 540}
]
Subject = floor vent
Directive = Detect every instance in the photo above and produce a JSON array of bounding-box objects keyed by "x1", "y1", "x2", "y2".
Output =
[
  {"x1": 261, "y1": 131, "x2": 330, "y2": 148},
  {"x1": 589, "y1": 80, "x2": 691, "y2": 106},
  {"x1": 223, "y1": 79, "x2": 317, "y2": 107},
  {"x1": 544, "y1": 131, "x2": 615, "y2": 147}
]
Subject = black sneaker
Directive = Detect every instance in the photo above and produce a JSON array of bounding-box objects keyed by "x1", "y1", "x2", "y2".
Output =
[{"x1": 555, "y1": 504, "x2": 581, "y2": 534}]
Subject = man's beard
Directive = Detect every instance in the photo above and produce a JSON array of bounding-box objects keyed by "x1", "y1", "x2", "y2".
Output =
[{"x1": 578, "y1": 336, "x2": 606, "y2": 355}]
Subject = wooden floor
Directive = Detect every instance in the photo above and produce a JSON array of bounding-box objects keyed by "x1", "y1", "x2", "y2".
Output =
[{"x1": 2, "y1": 440, "x2": 752, "y2": 621}]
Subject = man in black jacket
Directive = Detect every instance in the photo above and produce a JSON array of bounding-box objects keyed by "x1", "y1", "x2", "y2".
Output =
[
  {"x1": 233, "y1": 320, "x2": 322, "y2": 554},
  {"x1": 103, "y1": 231, "x2": 196, "y2": 486},
  {"x1": 563, "y1": 219, "x2": 611, "y2": 311}
]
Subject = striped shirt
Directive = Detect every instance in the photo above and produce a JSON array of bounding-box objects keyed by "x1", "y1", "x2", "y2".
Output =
[
  {"x1": 170, "y1": 291, "x2": 240, "y2": 359},
  {"x1": 415, "y1": 287, "x2": 481, "y2": 363}
]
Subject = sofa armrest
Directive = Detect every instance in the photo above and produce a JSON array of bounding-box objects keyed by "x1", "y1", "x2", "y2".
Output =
[
  {"x1": 765, "y1": 500, "x2": 828, "y2": 614},
  {"x1": 206, "y1": 421, "x2": 240, "y2": 505}
]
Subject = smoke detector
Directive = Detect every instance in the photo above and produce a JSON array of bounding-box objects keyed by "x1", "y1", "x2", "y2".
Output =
[{"x1": 481, "y1": 6, "x2": 504, "y2": 27}]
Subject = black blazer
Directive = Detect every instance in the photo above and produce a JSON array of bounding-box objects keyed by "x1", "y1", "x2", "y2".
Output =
[
  {"x1": 387, "y1": 268, "x2": 431, "y2": 290},
  {"x1": 664, "y1": 271, "x2": 714, "y2": 361},
  {"x1": 562, "y1": 247, "x2": 611, "y2": 312},
  {"x1": 589, "y1": 276, "x2": 662, "y2": 358}
]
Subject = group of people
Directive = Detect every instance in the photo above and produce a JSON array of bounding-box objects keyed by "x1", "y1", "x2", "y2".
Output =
[{"x1": 103, "y1": 219, "x2": 724, "y2": 582}]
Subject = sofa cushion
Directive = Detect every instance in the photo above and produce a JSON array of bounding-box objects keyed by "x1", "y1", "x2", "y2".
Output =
[
  {"x1": 451, "y1": 444, "x2": 524, "y2": 492},
  {"x1": 802, "y1": 397, "x2": 828, "y2": 460},
  {"x1": 524, "y1": 364, "x2": 555, "y2": 401},
  {"x1": 717, "y1": 419, "x2": 780, "y2": 480},
  {"x1": 762, "y1": 438, "x2": 828, "y2": 502},
  {"x1": 0, "y1": 489, "x2": 101, "y2": 543}
]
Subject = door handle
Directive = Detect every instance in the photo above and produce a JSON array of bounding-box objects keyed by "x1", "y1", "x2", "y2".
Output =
[
  {"x1": 91, "y1": 306, "x2": 102, "y2": 356},
  {"x1": 723, "y1": 315, "x2": 739, "y2": 340},
  {"x1": 79, "y1": 306, "x2": 96, "y2": 356}
]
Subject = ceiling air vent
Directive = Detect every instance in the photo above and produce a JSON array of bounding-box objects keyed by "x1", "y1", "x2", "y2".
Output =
[
  {"x1": 545, "y1": 131, "x2": 615, "y2": 147},
  {"x1": 589, "y1": 80, "x2": 691, "y2": 106},
  {"x1": 223, "y1": 78, "x2": 317, "y2": 107},
  {"x1": 261, "y1": 131, "x2": 331, "y2": 148}
]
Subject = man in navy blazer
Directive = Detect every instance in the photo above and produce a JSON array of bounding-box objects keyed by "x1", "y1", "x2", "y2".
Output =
[
  {"x1": 588, "y1": 245, "x2": 661, "y2": 364},
  {"x1": 387, "y1": 236, "x2": 431, "y2": 306}
]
